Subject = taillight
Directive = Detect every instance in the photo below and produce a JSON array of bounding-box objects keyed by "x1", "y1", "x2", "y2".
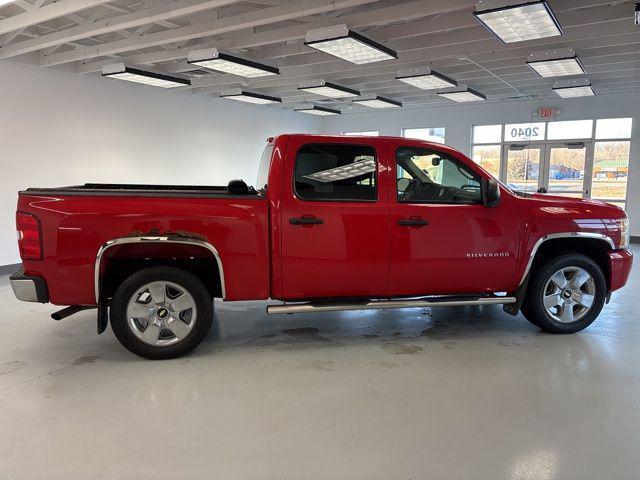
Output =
[{"x1": 16, "y1": 211, "x2": 43, "y2": 260}]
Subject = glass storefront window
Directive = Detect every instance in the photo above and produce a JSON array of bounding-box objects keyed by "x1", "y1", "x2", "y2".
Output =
[
  {"x1": 591, "y1": 141, "x2": 630, "y2": 201},
  {"x1": 546, "y1": 119, "x2": 593, "y2": 140},
  {"x1": 472, "y1": 145, "x2": 501, "y2": 178},
  {"x1": 472, "y1": 118, "x2": 632, "y2": 209},
  {"x1": 506, "y1": 147, "x2": 541, "y2": 192},
  {"x1": 403, "y1": 127, "x2": 446, "y2": 143},
  {"x1": 595, "y1": 118, "x2": 633, "y2": 140},
  {"x1": 473, "y1": 125, "x2": 502, "y2": 144}
]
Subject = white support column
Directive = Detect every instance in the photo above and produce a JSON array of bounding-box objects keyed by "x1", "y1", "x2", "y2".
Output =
[{"x1": 625, "y1": 115, "x2": 640, "y2": 237}]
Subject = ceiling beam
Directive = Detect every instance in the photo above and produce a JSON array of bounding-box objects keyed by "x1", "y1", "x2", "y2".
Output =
[
  {"x1": 190, "y1": 11, "x2": 638, "y2": 94},
  {"x1": 0, "y1": 0, "x2": 110, "y2": 36},
  {"x1": 160, "y1": 7, "x2": 478, "y2": 72},
  {"x1": 0, "y1": 0, "x2": 245, "y2": 59},
  {"x1": 76, "y1": 0, "x2": 476, "y2": 73},
  {"x1": 117, "y1": 1, "x2": 626, "y2": 96},
  {"x1": 269, "y1": 65, "x2": 640, "y2": 108},
  {"x1": 39, "y1": 0, "x2": 386, "y2": 66}
]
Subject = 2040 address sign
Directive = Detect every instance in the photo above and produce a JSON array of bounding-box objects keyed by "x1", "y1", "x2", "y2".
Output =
[{"x1": 504, "y1": 122, "x2": 546, "y2": 142}]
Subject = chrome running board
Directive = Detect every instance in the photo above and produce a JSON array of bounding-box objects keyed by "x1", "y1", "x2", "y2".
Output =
[{"x1": 266, "y1": 296, "x2": 516, "y2": 315}]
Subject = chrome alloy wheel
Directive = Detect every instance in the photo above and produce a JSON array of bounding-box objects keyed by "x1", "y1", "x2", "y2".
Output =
[
  {"x1": 542, "y1": 266, "x2": 596, "y2": 323},
  {"x1": 126, "y1": 281, "x2": 197, "y2": 347}
]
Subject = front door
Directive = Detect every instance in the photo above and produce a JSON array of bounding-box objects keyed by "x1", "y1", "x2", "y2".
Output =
[
  {"x1": 503, "y1": 142, "x2": 593, "y2": 198},
  {"x1": 279, "y1": 138, "x2": 390, "y2": 300},
  {"x1": 540, "y1": 142, "x2": 592, "y2": 198},
  {"x1": 504, "y1": 144, "x2": 544, "y2": 194},
  {"x1": 388, "y1": 144, "x2": 518, "y2": 296}
]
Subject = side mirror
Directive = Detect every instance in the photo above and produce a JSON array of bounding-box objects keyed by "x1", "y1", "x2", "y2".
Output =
[{"x1": 481, "y1": 177, "x2": 501, "y2": 207}]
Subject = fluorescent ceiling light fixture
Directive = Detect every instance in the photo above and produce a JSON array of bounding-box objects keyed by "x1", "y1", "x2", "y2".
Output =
[
  {"x1": 298, "y1": 80, "x2": 359, "y2": 98},
  {"x1": 474, "y1": 1, "x2": 563, "y2": 43},
  {"x1": 187, "y1": 48, "x2": 278, "y2": 78},
  {"x1": 304, "y1": 158, "x2": 376, "y2": 183},
  {"x1": 396, "y1": 68, "x2": 457, "y2": 90},
  {"x1": 353, "y1": 96, "x2": 402, "y2": 109},
  {"x1": 527, "y1": 56, "x2": 585, "y2": 77},
  {"x1": 305, "y1": 24, "x2": 397, "y2": 64},
  {"x1": 437, "y1": 89, "x2": 486, "y2": 103},
  {"x1": 102, "y1": 63, "x2": 189, "y2": 88},
  {"x1": 220, "y1": 89, "x2": 282, "y2": 105},
  {"x1": 553, "y1": 84, "x2": 595, "y2": 98},
  {"x1": 295, "y1": 106, "x2": 341, "y2": 116}
]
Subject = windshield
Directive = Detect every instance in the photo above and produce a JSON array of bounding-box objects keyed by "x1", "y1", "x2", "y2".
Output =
[{"x1": 256, "y1": 144, "x2": 274, "y2": 191}]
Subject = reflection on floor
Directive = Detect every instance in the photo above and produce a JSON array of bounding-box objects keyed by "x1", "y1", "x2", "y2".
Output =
[{"x1": 0, "y1": 246, "x2": 638, "y2": 479}]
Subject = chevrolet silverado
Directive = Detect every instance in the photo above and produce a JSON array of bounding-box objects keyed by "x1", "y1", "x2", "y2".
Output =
[{"x1": 11, "y1": 134, "x2": 633, "y2": 358}]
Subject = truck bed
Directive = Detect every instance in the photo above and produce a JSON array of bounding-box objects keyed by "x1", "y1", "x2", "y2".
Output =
[
  {"x1": 20, "y1": 183, "x2": 262, "y2": 198},
  {"x1": 17, "y1": 188, "x2": 270, "y2": 305}
]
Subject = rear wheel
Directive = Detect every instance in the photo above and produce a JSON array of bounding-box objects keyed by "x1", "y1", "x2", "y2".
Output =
[
  {"x1": 522, "y1": 254, "x2": 606, "y2": 333},
  {"x1": 111, "y1": 266, "x2": 213, "y2": 359}
]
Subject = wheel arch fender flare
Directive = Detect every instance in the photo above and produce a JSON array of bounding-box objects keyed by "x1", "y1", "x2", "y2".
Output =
[
  {"x1": 517, "y1": 232, "x2": 615, "y2": 288},
  {"x1": 94, "y1": 235, "x2": 226, "y2": 305},
  {"x1": 504, "y1": 232, "x2": 615, "y2": 316}
]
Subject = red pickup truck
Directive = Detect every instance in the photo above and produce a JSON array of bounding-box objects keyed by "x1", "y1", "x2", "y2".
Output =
[{"x1": 11, "y1": 134, "x2": 633, "y2": 359}]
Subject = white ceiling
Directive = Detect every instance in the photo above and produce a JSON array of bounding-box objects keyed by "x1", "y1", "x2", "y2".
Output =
[{"x1": 1, "y1": 0, "x2": 639, "y2": 111}]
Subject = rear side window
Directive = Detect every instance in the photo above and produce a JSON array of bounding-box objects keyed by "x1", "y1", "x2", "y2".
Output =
[{"x1": 294, "y1": 143, "x2": 377, "y2": 201}]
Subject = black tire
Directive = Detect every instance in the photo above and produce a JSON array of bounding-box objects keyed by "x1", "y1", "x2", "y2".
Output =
[
  {"x1": 522, "y1": 253, "x2": 606, "y2": 334},
  {"x1": 111, "y1": 266, "x2": 213, "y2": 359}
]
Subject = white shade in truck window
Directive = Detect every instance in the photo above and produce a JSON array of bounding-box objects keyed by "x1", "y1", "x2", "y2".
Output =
[{"x1": 304, "y1": 158, "x2": 376, "y2": 183}]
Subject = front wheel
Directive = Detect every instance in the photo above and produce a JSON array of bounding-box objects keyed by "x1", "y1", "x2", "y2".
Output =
[
  {"x1": 522, "y1": 254, "x2": 606, "y2": 334},
  {"x1": 111, "y1": 266, "x2": 213, "y2": 359}
]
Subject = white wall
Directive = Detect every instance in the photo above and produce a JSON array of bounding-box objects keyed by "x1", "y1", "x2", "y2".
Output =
[
  {"x1": 0, "y1": 60, "x2": 320, "y2": 265},
  {"x1": 321, "y1": 94, "x2": 640, "y2": 236}
]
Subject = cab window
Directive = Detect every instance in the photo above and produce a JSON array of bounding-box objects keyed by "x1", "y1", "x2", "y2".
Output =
[
  {"x1": 294, "y1": 143, "x2": 377, "y2": 201},
  {"x1": 396, "y1": 147, "x2": 481, "y2": 204}
]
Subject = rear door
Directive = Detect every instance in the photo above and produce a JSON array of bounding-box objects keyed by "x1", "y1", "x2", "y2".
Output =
[
  {"x1": 279, "y1": 138, "x2": 390, "y2": 299},
  {"x1": 388, "y1": 142, "x2": 518, "y2": 296}
]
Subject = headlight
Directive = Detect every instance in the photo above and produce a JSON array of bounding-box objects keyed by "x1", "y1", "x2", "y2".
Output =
[{"x1": 619, "y1": 217, "x2": 630, "y2": 249}]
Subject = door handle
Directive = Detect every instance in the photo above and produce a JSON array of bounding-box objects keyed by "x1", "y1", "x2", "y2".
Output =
[
  {"x1": 289, "y1": 217, "x2": 324, "y2": 225},
  {"x1": 397, "y1": 218, "x2": 430, "y2": 227}
]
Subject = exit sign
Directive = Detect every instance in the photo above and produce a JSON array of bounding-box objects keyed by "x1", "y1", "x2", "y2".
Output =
[{"x1": 536, "y1": 107, "x2": 558, "y2": 119}]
